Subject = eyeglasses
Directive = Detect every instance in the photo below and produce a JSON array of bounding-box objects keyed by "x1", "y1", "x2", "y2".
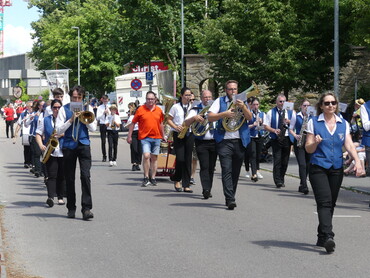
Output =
[
  {"x1": 323, "y1": 101, "x2": 337, "y2": 106},
  {"x1": 52, "y1": 106, "x2": 61, "y2": 109},
  {"x1": 279, "y1": 100, "x2": 285, "y2": 103},
  {"x1": 146, "y1": 98, "x2": 155, "y2": 101},
  {"x1": 302, "y1": 105, "x2": 310, "y2": 107}
]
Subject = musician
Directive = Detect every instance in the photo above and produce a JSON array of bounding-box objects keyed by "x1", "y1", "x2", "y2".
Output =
[
  {"x1": 189, "y1": 92, "x2": 198, "y2": 186},
  {"x1": 264, "y1": 94, "x2": 296, "y2": 188},
  {"x1": 127, "y1": 91, "x2": 165, "y2": 187},
  {"x1": 247, "y1": 97, "x2": 265, "y2": 182},
  {"x1": 105, "y1": 104, "x2": 121, "y2": 166},
  {"x1": 14, "y1": 101, "x2": 33, "y2": 168},
  {"x1": 43, "y1": 88, "x2": 65, "y2": 118},
  {"x1": 36, "y1": 99, "x2": 65, "y2": 207},
  {"x1": 289, "y1": 99, "x2": 312, "y2": 194},
  {"x1": 185, "y1": 89, "x2": 217, "y2": 199},
  {"x1": 25, "y1": 100, "x2": 45, "y2": 178},
  {"x1": 96, "y1": 95, "x2": 111, "y2": 162},
  {"x1": 208, "y1": 80, "x2": 252, "y2": 210},
  {"x1": 167, "y1": 87, "x2": 194, "y2": 193},
  {"x1": 126, "y1": 102, "x2": 142, "y2": 171},
  {"x1": 360, "y1": 98, "x2": 370, "y2": 178},
  {"x1": 56, "y1": 85, "x2": 97, "y2": 220},
  {"x1": 306, "y1": 92, "x2": 364, "y2": 253}
]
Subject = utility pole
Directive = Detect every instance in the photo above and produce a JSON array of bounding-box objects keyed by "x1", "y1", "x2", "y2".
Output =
[{"x1": 334, "y1": 0, "x2": 339, "y2": 99}]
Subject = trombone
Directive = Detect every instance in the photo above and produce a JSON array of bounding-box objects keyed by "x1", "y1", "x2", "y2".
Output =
[{"x1": 71, "y1": 106, "x2": 95, "y2": 142}]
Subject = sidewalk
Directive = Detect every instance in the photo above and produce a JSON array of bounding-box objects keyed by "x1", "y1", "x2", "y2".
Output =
[{"x1": 259, "y1": 152, "x2": 370, "y2": 195}]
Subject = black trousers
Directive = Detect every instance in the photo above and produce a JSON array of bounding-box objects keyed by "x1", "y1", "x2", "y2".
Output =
[
  {"x1": 63, "y1": 144, "x2": 92, "y2": 212},
  {"x1": 172, "y1": 132, "x2": 194, "y2": 187},
  {"x1": 23, "y1": 145, "x2": 32, "y2": 165},
  {"x1": 107, "y1": 130, "x2": 119, "y2": 161},
  {"x1": 293, "y1": 140, "x2": 311, "y2": 187},
  {"x1": 99, "y1": 124, "x2": 108, "y2": 159},
  {"x1": 6, "y1": 120, "x2": 14, "y2": 138},
  {"x1": 130, "y1": 130, "x2": 142, "y2": 164},
  {"x1": 195, "y1": 139, "x2": 217, "y2": 192},
  {"x1": 217, "y1": 139, "x2": 245, "y2": 203},
  {"x1": 366, "y1": 146, "x2": 370, "y2": 176},
  {"x1": 309, "y1": 164, "x2": 343, "y2": 240},
  {"x1": 271, "y1": 137, "x2": 291, "y2": 185},
  {"x1": 250, "y1": 137, "x2": 263, "y2": 176},
  {"x1": 29, "y1": 136, "x2": 42, "y2": 174},
  {"x1": 244, "y1": 143, "x2": 251, "y2": 172},
  {"x1": 46, "y1": 156, "x2": 66, "y2": 199}
]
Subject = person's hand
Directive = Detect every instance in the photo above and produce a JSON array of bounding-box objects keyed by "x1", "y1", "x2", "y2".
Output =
[
  {"x1": 127, "y1": 136, "x2": 132, "y2": 144},
  {"x1": 295, "y1": 134, "x2": 302, "y2": 141},
  {"x1": 275, "y1": 129, "x2": 281, "y2": 136},
  {"x1": 224, "y1": 109, "x2": 235, "y2": 118},
  {"x1": 194, "y1": 115, "x2": 204, "y2": 123},
  {"x1": 176, "y1": 125, "x2": 183, "y2": 132},
  {"x1": 353, "y1": 162, "x2": 365, "y2": 177},
  {"x1": 40, "y1": 145, "x2": 47, "y2": 152},
  {"x1": 314, "y1": 134, "x2": 322, "y2": 144}
]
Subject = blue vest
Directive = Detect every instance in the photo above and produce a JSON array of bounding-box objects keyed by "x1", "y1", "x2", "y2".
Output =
[
  {"x1": 43, "y1": 115, "x2": 64, "y2": 149},
  {"x1": 310, "y1": 116, "x2": 346, "y2": 169},
  {"x1": 362, "y1": 101, "x2": 370, "y2": 147},
  {"x1": 248, "y1": 111, "x2": 264, "y2": 137},
  {"x1": 29, "y1": 113, "x2": 39, "y2": 136},
  {"x1": 63, "y1": 103, "x2": 90, "y2": 150},
  {"x1": 19, "y1": 111, "x2": 29, "y2": 136},
  {"x1": 213, "y1": 96, "x2": 251, "y2": 147},
  {"x1": 269, "y1": 107, "x2": 293, "y2": 142},
  {"x1": 294, "y1": 113, "x2": 312, "y2": 138}
]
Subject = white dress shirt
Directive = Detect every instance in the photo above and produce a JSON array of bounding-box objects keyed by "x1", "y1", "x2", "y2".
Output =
[{"x1": 55, "y1": 105, "x2": 97, "y2": 135}]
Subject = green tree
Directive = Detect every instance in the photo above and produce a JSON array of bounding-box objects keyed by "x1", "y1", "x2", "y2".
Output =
[{"x1": 29, "y1": 0, "x2": 127, "y2": 97}]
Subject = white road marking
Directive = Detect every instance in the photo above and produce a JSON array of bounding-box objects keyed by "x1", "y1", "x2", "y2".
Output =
[{"x1": 314, "y1": 212, "x2": 361, "y2": 218}]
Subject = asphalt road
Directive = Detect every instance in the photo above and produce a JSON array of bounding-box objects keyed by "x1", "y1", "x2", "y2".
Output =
[{"x1": 1, "y1": 128, "x2": 370, "y2": 278}]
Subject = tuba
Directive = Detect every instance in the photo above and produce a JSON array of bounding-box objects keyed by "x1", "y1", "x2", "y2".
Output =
[
  {"x1": 160, "y1": 93, "x2": 177, "y2": 126},
  {"x1": 41, "y1": 131, "x2": 59, "y2": 164},
  {"x1": 222, "y1": 82, "x2": 259, "y2": 132}
]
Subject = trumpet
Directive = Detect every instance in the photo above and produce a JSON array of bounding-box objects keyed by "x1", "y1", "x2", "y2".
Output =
[
  {"x1": 72, "y1": 109, "x2": 95, "y2": 142},
  {"x1": 222, "y1": 82, "x2": 259, "y2": 132},
  {"x1": 41, "y1": 131, "x2": 59, "y2": 164}
]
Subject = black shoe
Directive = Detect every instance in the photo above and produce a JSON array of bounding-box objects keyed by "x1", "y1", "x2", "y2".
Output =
[
  {"x1": 251, "y1": 175, "x2": 258, "y2": 182},
  {"x1": 150, "y1": 178, "x2": 157, "y2": 186},
  {"x1": 132, "y1": 165, "x2": 137, "y2": 171},
  {"x1": 24, "y1": 164, "x2": 29, "y2": 169},
  {"x1": 46, "y1": 198, "x2": 54, "y2": 208},
  {"x1": 227, "y1": 201, "x2": 237, "y2": 210},
  {"x1": 67, "y1": 210, "x2": 76, "y2": 218},
  {"x1": 276, "y1": 183, "x2": 283, "y2": 188},
  {"x1": 82, "y1": 210, "x2": 94, "y2": 221},
  {"x1": 190, "y1": 178, "x2": 196, "y2": 185},
  {"x1": 324, "y1": 238, "x2": 335, "y2": 253},
  {"x1": 184, "y1": 187, "x2": 193, "y2": 193},
  {"x1": 135, "y1": 165, "x2": 141, "y2": 171},
  {"x1": 102, "y1": 158, "x2": 106, "y2": 162},
  {"x1": 203, "y1": 190, "x2": 211, "y2": 199},
  {"x1": 298, "y1": 185, "x2": 309, "y2": 195},
  {"x1": 34, "y1": 172, "x2": 40, "y2": 178},
  {"x1": 316, "y1": 239, "x2": 325, "y2": 247},
  {"x1": 174, "y1": 182, "x2": 182, "y2": 192},
  {"x1": 30, "y1": 168, "x2": 35, "y2": 174},
  {"x1": 281, "y1": 183, "x2": 285, "y2": 187},
  {"x1": 142, "y1": 177, "x2": 151, "y2": 187}
]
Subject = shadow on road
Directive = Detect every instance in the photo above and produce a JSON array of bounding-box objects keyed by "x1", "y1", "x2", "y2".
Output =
[{"x1": 251, "y1": 240, "x2": 322, "y2": 254}]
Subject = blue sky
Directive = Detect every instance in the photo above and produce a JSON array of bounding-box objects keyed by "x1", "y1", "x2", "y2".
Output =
[{"x1": 3, "y1": 0, "x2": 40, "y2": 56}]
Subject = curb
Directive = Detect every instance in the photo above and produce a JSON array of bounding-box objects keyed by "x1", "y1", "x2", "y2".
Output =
[
  {"x1": 260, "y1": 167, "x2": 370, "y2": 196},
  {"x1": 0, "y1": 225, "x2": 6, "y2": 278}
]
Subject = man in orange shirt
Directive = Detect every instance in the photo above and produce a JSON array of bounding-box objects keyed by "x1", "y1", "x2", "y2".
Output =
[{"x1": 127, "y1": 91, "x2": 165, "y2": 187}]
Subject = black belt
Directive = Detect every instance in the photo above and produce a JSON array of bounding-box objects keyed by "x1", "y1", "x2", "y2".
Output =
[{"x1": 223, "y1": 139, "x2": 240, "y2": 143}]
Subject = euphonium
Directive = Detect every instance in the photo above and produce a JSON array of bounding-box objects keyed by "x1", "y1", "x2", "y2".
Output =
[
  {"x1": 191, "y1": 106, "x2": 211, "y2": 136},
  {"x1": 222, "y1": 82, "x2": 259, "y2": 132},
  {"x1": 41, "y1": 131, "x2": 59, "y2": 164},
  {"x1": 161, "y1": 93, "x2": 177, "y2": 125}
]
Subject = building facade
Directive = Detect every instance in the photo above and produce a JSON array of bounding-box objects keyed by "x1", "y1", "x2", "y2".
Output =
[{"x1": 0, "y1": 54, "x2": 48, "y2": 100}]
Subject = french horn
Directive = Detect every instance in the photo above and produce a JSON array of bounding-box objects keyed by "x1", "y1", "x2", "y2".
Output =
[{"x1": 222, "y1": 82, "x2": 259, "y2": 132}]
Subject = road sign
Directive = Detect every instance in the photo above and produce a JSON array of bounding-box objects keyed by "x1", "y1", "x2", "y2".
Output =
[
  {"x1": 130, "y1": 79, "x2": 142, "y2": 91},
  {"x1": 130, "y1": 91, "x2": 142, "y2": 98},
  {"x1": 146, "y1": 72, "x2": 153, "y2": 85}
]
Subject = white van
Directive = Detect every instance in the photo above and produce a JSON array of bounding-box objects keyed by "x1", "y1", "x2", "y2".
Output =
[{"x1": 115, "y1": 70, "x2": 174, "y2": 122}]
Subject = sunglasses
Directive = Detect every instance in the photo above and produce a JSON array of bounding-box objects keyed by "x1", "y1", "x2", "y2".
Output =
[
  {"x1": 302, "y1": 104, "x2": 310, "y2": 107},
  {"x1": 52, "y1": 106, "x2": 61, "y2": 109},
  {"x1": 279, "y1": 100, "x2": 285, "y2": 103},
  {"x1": 323, "y1": 101, "x2": 337, "y2": 106}
]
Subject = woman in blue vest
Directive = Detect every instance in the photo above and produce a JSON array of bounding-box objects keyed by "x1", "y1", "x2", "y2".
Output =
[
  {"x1": 306, "y1": 92, "x2": 364, "y2": 254},
  {"x1": 247, "y1": 97, "x2": 265, "y2": 182},
  {"x1": 35, "y1": 99, "x2": 65, "y2": 207},
  {"x1": 289, "y1": 99, "x2": 312, "y2": 194}
]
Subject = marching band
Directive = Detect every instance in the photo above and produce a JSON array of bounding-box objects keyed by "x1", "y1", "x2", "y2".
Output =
[{"x1": 5, "y1": 82, "x2": 370, "y2": 253}]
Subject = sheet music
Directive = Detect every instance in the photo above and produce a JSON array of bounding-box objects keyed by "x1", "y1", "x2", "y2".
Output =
[
  {"x1": 70, "y1": 102, "x2": 84, "y2": 112},
  {"x1": 283, "y1": 101, "x2": 294, "y2": 111},
  {"x1": 307, "y1": 106, "x2": 317, "y2": 116}
]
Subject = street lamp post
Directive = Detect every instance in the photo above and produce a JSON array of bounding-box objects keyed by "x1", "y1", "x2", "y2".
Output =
[
  {"x1": 72, "y1": 26, "x2": 80, "y2": 85},
  {"x1": 334, "y1": 0, "x2": 339, "y2": 99},
  {"x1": 181, "y1": 0, "x2": 184, "y2": 88}
]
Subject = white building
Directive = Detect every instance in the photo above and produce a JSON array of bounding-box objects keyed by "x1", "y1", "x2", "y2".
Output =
[{"x1": 0, "y1": 53, "x2": 48, "y2": 100}]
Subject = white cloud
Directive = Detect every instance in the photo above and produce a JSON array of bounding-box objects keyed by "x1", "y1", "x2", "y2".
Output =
[{"x1": 3, "y1": 24, "x2": 34, "y2": 57}]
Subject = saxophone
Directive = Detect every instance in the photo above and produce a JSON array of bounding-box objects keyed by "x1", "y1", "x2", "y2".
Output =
[
  {"x1": 297, "y1": 115, "x2": 309, "y2": 148},
  {"x1": 41, "y1": 130, "x2": 59, "y2": 164},
  {"x1": 177, "y1": 105, "x2": 191, "y2": 139}
]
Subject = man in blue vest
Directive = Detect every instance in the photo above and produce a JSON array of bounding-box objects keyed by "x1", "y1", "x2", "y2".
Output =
[
  {"x1": 208, "y1": 80, "x2": 252, "y2": 210},
  {"x1": 56, "y1": 85, "x2": 97, "y2": 220},
  {"x1": 185, "y1": 90, "x2": 217, "y2": 199},
  {"x1": 264, "y1": 94, "x2": 295, "y2": 188},
  {"x1": 360, "y1": 99, "x2": 370, "y2": 179}
]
